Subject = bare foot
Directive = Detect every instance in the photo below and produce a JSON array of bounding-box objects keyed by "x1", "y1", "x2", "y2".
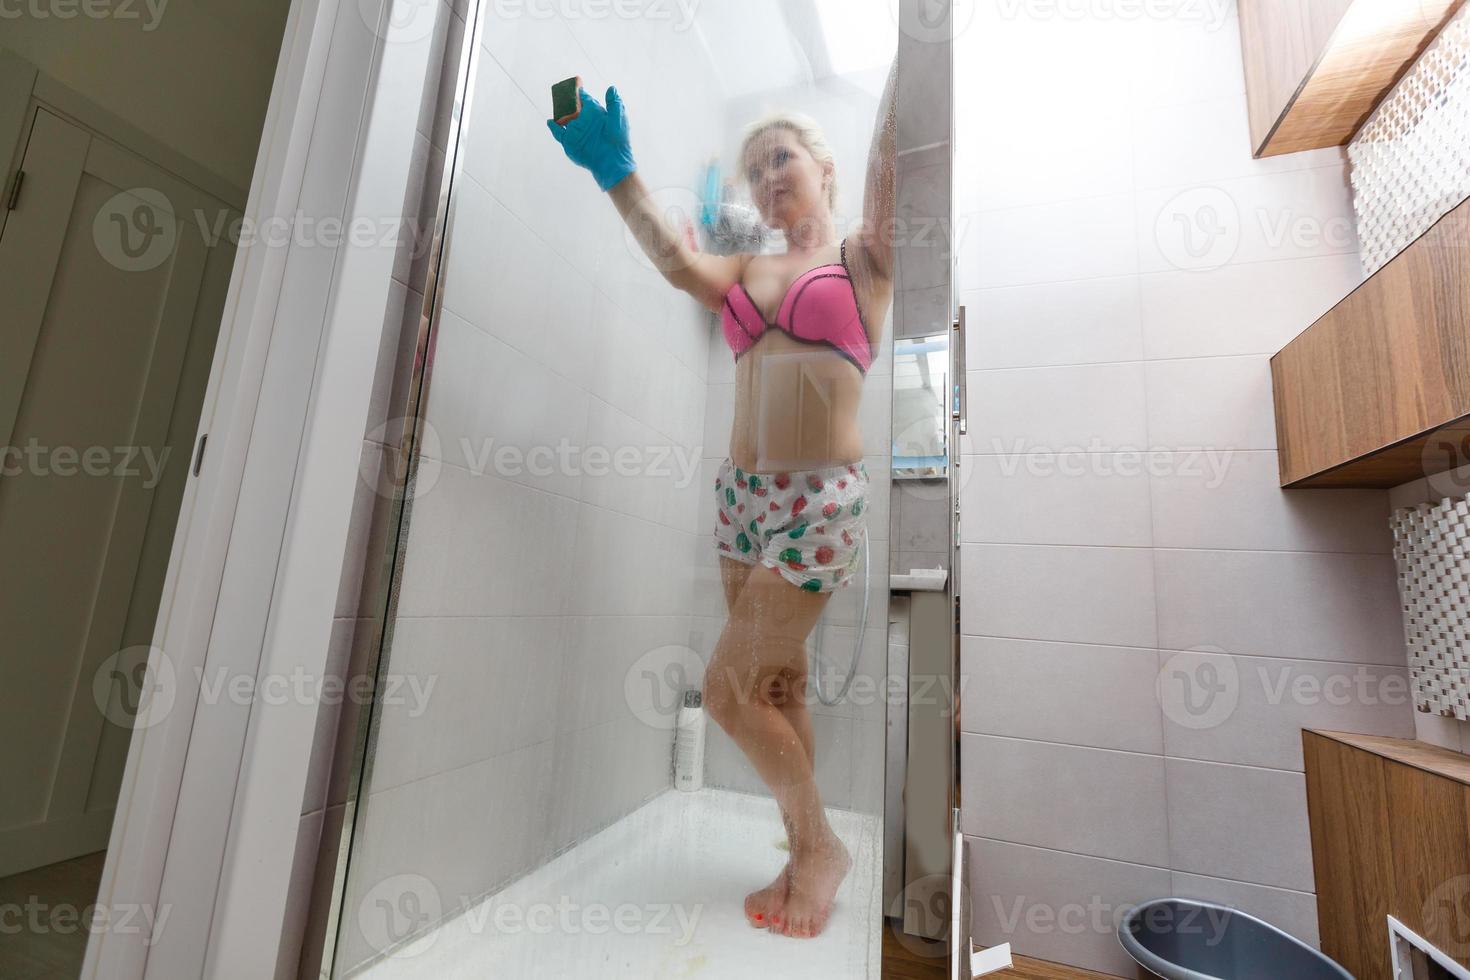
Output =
[
  {"x1": 773, "y1": 834, "x2": 850, "y2": 938},
  {"x1": 744, "y1": 862, "x2": 791, "y2": 928}
]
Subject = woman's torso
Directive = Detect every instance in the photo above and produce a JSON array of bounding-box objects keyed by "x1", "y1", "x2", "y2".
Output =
[{"x1": 726, "y1": 245, "x2": 889, "y2": 474}]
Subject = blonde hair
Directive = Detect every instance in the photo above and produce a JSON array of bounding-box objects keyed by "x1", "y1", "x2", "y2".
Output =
[{"x1": 739, "y1": 111, "x2": 838, "y2": 212}]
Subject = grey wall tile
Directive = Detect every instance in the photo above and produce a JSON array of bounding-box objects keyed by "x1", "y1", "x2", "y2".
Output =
[
  {"x1": 961, "y1": 636, "x2": 1164, "y2": 754},
  {"x1": 1165, "y1": 758, "x2": 1314, "y2": 892},
  {"x1": 1158, "y1": 650, "x2": 1415, "y2": 770},
  {"x1": 1149, "y1": 451, "x2": 1391, "y2": 554},
  {"x1": 962, "y1": 735, "x2": 1168, "y2": 867},
  {"x1": 1154, "y1": 549, "x2": 1405, "y2": 665},
  {"x1": 968, "y1": 837, "x2": 1171, "y2": 977},
  {"x1": 962, "y1": 544, "x2": 1158, "y2": 648}
]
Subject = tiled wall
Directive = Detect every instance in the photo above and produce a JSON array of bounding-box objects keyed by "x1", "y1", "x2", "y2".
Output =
[
  {"x1": 693, "y1": 73, "x2": 895, "y2": 817},
  {"x1": 277, "y1": 2, "x2": 732, "y2": 976},
  {"x1": 953, "y1": 2, "x2": 1416, "y2": 975}
]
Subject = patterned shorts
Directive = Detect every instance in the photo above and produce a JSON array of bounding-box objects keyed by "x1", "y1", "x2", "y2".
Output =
[{"x1": 712, "y1": 457, "x2": 870, "y2": 594}]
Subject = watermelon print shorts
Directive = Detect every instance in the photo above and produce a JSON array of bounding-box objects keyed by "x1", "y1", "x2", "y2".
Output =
[{"x1": 712, "y1": 457, "x2": 870, "y2": 594}]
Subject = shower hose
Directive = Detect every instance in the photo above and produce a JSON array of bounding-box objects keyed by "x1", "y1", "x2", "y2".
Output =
[{"x1": 810, "y1": 531, "x2": 870, "y2": 707}]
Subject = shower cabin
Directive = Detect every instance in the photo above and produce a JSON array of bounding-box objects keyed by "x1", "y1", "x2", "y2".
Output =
[{"x1": 316, "y1": 2, "x2": 959, "y2": 976}]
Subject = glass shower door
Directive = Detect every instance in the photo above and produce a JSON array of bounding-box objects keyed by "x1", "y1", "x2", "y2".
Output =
[{"x1": 326, "y1": 2, "x2": 909, "y2": 976}]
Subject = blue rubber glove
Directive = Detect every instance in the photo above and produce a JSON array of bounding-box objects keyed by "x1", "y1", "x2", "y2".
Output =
[{"x1": 546, "y1": 85, "x2": 637, "y2": 192}]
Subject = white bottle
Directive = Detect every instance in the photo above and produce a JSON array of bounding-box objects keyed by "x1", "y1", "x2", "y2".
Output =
[{"x1": 674, "y1": 689, "x2": 706, "y2": 792}]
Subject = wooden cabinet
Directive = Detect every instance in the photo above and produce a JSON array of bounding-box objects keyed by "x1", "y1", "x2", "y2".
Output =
[
  {"x1": 1270, "y1": 196, "x2": 1470, "y2": 488},
  {"x1": 1240, "y1": 0, "x2": 1466, "y2": 157},
  {"x1": 1303, "y1": 731, "x2": 1470, "y2": 980}
]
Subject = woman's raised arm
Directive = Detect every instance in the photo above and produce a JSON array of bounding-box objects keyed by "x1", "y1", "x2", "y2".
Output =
[
  {"x1": 850, "y1": 59, "x2": 898, "y2": 284},
  {"x1": 548, "y1": 86, "x2": 742, "y2": 313}
]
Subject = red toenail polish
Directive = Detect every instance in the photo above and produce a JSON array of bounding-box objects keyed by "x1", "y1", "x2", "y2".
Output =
[{"x1": 754, "y1": 914, "x2": 763, "y2": 920}]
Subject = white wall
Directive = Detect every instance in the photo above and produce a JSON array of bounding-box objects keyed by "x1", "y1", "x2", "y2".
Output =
[{"x1": 954, "y1": 1, "x2": 1415, "y2": 974}]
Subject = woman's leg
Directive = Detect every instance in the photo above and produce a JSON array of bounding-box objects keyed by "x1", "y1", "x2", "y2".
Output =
[
  {"x1": 718, "y1": 558, "x2": 816, "y2": 928},
  {"x1": 705, "y1": 563, "x2": 850, "y2": 939}
]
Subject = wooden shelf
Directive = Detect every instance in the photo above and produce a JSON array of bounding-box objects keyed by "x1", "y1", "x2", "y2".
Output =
[
  {"x1": 1271, "y1": 195, "x2": 1470, "y2": 489},
  {"x1": 1308, "y1": 730, "x2": 1470, "y2": 787},
  {"x1": 1241, "y1": 0, "x2": 1465, "y2": 158},
  {"x1": 1303, "y1": 731, "x2": 1470, "y2": 980}
]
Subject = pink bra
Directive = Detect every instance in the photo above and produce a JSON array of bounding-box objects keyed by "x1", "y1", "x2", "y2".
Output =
[{"x1": 721, "y1": 239, "x2": 874, "y2": 374}]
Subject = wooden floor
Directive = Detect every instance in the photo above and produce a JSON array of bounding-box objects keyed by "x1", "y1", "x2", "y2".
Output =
[
  {"x1": 882, "y1": 925, "x2": 1121, "y2": 979},
  {"x1": 0, "y1": 850, "x2": 107, "y2": 980}
]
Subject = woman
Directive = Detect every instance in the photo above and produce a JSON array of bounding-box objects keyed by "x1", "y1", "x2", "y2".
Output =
[{"x1": 548, "y1": 66, "x2": 896, "y2": 940}]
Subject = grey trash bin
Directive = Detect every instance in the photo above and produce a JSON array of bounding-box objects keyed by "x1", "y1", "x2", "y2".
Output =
[{"x1": 1118, "y1": 899, "x2": 1354, "y2": 980}]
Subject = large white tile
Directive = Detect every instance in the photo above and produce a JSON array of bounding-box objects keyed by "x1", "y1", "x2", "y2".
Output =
[
  {"x1": 1144, "y1": 356, "x2": 1277, "y2": 451},
  {"x1": 964, "y1": 362, "x2": 1150, "y2": 455},
  {"x1": 438, "y1": 177, "x2": 596, "y2": 389},
  {"x1": 961, "y1": 453, "x2": 1153, "y2": 547},
  {"x1": 560, "y1": 614, "x2": 696, "y2": 735},
  {"x1": 1128, "y1": 0, "x2": 1245, "y2": 109},
  {"x1": 960, "y1": 193, "x2": 1139, "y2": 289},
  {"x1": 1158, "y1": 649, "x2": 1415, "y2": 771},
  {"x1": 1165, "y1": 758, "x2": 1314, "y2": 892},
  {"x1": 577, "y1": 397, "x2": 676, "y2": 525},
  {"x1": 369, "y1": 616, "x2": 568, "y2": 792},
  {"x1": 961, "y1": 543, "x2": 1158, "y2": 648},
  {"x1": 1170, "y1": 872, "x2": 1320, "y2": 949},
  {"x1": 963, "y1": 735, "x2": 1169, "y2": 867},
  {"x1": 961, "y1": 636, "x2": 1164, "y2": 754},
  {"x1": 1149, "y1": 451, "x2": 1392, "y2": 553},
  {"x1": 1153, "y1": 549, "x2": 1404, "y2": 664},
  {"x1": 1139, "y1": 253, "x2": 1362, "y2": 359},
  {"x1": 1131, "y1": 94, "x2": 1345, "y2": 191},
  {"x1": 395, "y1": 463, "x2": 582, "y2": 618},
  {"x1": 424, "y1": 308, "x2": 590, "y2": 501},
  {"x1": 967, "y1": 837, "x2": 1171, "y2": 977},
  {"x1": 963, "y1": 276, "x2": 1143, "y2": 371},
  {"x1": 966, "y1": 99, "x2": 1132, "y2": 211},
  {"x1": 1137, "y1": 166, "x2": 1356, "y2": 275}
]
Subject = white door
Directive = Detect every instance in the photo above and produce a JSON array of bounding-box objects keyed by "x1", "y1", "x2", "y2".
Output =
[{"x1": 0, "y1": 105, "x2": 238, "y2": 877}]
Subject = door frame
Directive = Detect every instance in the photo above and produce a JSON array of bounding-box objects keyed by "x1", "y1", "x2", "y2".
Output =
[{"x1": 0, "y1": 0, "x2": 447, "y2": 977}]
